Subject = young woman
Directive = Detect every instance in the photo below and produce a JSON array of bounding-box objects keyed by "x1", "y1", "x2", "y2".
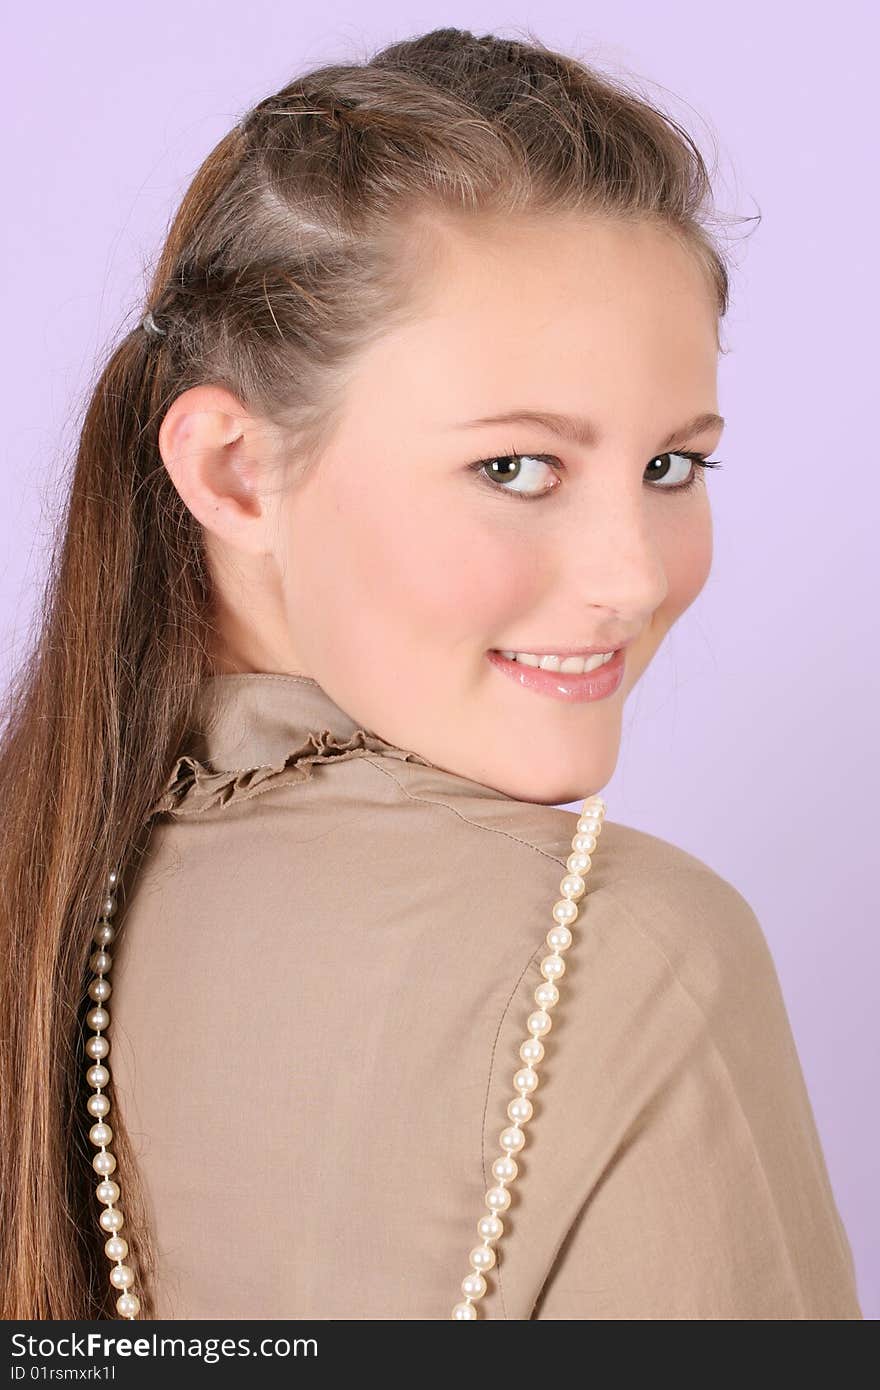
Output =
[{"x1": 0, "y1": 27, "x2": 862, "y2": 1320}]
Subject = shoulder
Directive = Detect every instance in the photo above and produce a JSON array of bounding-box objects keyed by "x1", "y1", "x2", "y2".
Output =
[{"x1": 361, "y1": 751, "x2": 775, "y2": 1005}]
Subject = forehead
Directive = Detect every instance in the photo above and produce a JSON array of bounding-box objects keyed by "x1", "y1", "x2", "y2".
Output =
[{"x1": 354, "y1": 212, "x2": 719, "y2": 423}]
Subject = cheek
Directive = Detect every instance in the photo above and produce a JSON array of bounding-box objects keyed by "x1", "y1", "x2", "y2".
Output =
[
  {"x1": 662, "y1": 509, "x2": 713, "y2": 614},
  {"x1": 321, "y1": 486, "x2": 531, "y2": 640}
]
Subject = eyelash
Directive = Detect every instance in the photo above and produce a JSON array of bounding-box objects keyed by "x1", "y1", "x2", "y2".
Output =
[{"x1": 467, "y1": 446, "x2": 724, "y2": 502}]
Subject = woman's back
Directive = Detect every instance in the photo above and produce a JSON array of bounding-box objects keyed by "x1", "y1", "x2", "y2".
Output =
[{"x1": 108, "y1": 674, "x2": 862, "y2": 1319}]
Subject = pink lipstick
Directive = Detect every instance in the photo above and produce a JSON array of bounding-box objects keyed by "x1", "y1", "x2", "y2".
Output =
[{"x1": 486, "y1": 646, "x2": 626, "y2": 703}]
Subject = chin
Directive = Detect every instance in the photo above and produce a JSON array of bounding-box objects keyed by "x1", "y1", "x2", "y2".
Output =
[
  {"x1": 490, "y1": 772, "x2": 605, "y2": 807},
  {"x1": 525, "y1": 787, "x2": 598, "y2": 808},
  {"x1": 512, "y1": 756, "x2": 617, "y2": 808}
]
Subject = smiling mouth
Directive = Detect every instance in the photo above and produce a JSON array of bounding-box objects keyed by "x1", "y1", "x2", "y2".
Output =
[
  {"x1": 490, "y1": 649, "x2": 619, "y2": 674},
  {"x1": 485, "y1": 647, "x2": 626, "y2": 704}
]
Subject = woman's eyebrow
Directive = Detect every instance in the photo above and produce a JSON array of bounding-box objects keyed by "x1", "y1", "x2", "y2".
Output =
[{"x1": 453, "y1": 409, "x2": 725, "y2": 451}]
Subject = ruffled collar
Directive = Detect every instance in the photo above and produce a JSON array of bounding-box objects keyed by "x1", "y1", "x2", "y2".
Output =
[{"x1": 145, "y1": 673, "x2": 435, "y2": 822}]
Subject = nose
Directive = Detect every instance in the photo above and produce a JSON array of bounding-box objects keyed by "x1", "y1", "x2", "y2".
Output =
[{"x1": 560, "y1": 481, "x2": 669, "y2": 620}]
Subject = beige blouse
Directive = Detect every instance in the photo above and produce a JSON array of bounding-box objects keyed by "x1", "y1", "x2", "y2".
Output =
[{"x1": 109, "y1": 673, "x2": 863, "y2": 1320}]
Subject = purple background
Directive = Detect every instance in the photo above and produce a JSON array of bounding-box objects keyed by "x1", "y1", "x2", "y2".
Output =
[{"x1": 4, "y1": 2, "x2": 876, "y2": 1317}]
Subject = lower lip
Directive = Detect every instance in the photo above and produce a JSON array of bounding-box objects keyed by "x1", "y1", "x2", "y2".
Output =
[{"x1": 486, "y1": 647, "x2": 626, "y2": 703}]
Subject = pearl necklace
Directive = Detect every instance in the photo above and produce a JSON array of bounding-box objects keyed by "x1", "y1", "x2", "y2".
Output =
[
  {"x1": 83, "y1": 796, "x2": 606, "y2": 1320},
  {"x1": 448, "y1": 794, "x2": 606, "y2": 1318},
  {"x1": 83, "y1": 868, "x2": 140, "y2": 1318}
]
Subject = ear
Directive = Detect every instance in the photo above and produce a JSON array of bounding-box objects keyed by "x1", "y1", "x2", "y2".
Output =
[{"x1": 157, "y1": 384, "x2": 282, "y2": 556}]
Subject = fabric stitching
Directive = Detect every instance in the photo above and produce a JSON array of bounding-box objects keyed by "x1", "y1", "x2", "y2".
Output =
[
  {"x1": 199, "y1": 673, "x2": 324, "y2": 689},
  {"x1": 480, "y1": 938, "x2": 547, "y2": 1320},
  {"x1": 356, "y1": 754, "x2": 575, "y2": 870}
]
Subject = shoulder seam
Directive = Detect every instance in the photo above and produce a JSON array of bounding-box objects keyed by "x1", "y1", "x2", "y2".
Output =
[
  {"x1": 358, "y1": 754, "x2": 574, "y2": 870},
  {"x1": 482, "y1": 934, "x2": 547, "y2": 1321}
]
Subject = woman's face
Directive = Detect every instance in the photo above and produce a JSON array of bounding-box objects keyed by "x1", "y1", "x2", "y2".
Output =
[{"x1": 235, "y1": 213, "x2": 720, "y2": 804}]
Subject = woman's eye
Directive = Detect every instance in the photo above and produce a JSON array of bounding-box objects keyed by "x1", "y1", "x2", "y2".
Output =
[
  {"x1": 469, "y1": 448, "x2": 720, "y2": 501},
  {"x1": 469, "y1": 452, "x2": 561, "y2": 499},
  {"x1": 644, "y1": 451, "x2": 711, "y2": 490}
]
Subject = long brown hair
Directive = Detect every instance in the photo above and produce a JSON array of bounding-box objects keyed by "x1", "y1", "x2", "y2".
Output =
[{"x1": 0, "y1": 26, "x2": 746, "y2": 1318}]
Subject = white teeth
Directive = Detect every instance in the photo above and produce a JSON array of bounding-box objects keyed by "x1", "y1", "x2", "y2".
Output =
[{"x1": 498, "y1": 650, "x2": 616, "y2": 674}]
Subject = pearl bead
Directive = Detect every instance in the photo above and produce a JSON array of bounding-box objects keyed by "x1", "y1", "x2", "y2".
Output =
[
  {"x1": 100, "y1": 1208, "x2": 124, "y2": 1232},
  {"x1": 87, "y1": 1093, "x2": 110, "y2": 1118},
  {"x1": 567, "y1": 850, "x2": 592, "y2": 872},
  {"x1": 485, "y1": 1186, "x2": 511, "y2": 1212},
  {"x1": 105, "y1": 1236, "x2": 128, "y2": 1261},
  {"x1": 110, "y1": 1264, "x2": 134, "y2": 1290},
  {"x1": 89, "y1": 1122, "x2": 113, "y2": 1147},
  {"x1": 520, "y1": 1038, "x2": 544, "y2": 1065},
  {"x1": 477, "y1": 1214, "x2": 503, "y2": 1241},
  {"x1": 116, "y1": 1293, "x2": 140, "y2": 1318},
  {"x1": 96, "y1": 1180, "x2": 120, "y2": 1205},
  {"x1": 540, "y1": 953, "x2": 565, "y2": 980},
  {"x1": 89, "y1": 950, "x2": 113, "y2": 974},
  {"x1": 527, "y1": 1010, "x2": 551, "y2": 1037},
  {"x1": 508, "y1": 1097, "x2": 532, "y2": 1124},
  {"x1": 571, "y1": 836, "x2": 594, "y2": 857},
  {"x1": 101, "y1": 895, "x2": 118, "y2": 918},
  {"x1": 462, "y1": 1272, "x2": 487, "y2": 1299},
  {"x1": 513, "y1": 1066, "x2": 538, "y2": 1093},
  {"x1": 500, "y1": 1126, "x2": 525, "y2": 1153},
  {"x1": 93, "y1": 1151, "x2": 117, "y2": 1176},
  {"x1": 107, "y1": 870, "x2": 119, "y2": 891},
  {"x1": 452, "y1": 1301, "x2": 477, "y2": 1319},
  {"x1": 547, "y1": 925, "x2": 573, "y2": 952},
  {"x1": 552, "y1": 898, "x2": 578, "y2": 925},
  {"x1": 559, "y1": 873, "x2": 585, "y2": 900},
  {"x1": 469, "y1": 1245, "x2": 496, "y2": 1273},
  {"x1": 86, "y1": 1036, "x2": 109, "y2": 1059},
  {"x1": 93, "y1": 923, "x2": 115, "y2": 947},
  {"x1": 88, "y1": 978, "x2": 111, "y2": 1002},
  {"x1": 87, "y1": 1064, "x2": 109, "y2": 1087},
  {"x1": 492, "y1": 1155, "x2": 517, "y2": 1182},
  {"x1": 86, "y1": 1007, "x2": 110, "y2": 1031},
  {"x1": 535, "y1": 982, "x2": 558, "y2": 1008}
]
